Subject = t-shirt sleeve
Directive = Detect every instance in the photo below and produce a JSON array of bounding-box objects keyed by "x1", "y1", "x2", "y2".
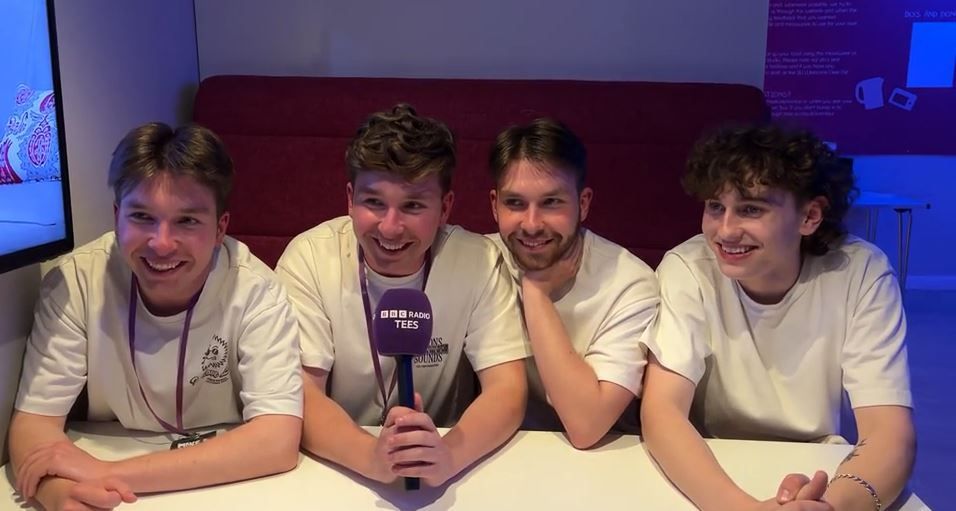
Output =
[
  {"x1": 584, "y1": 271, "x2": 659, "y2": 397},
  {"x1": 641, "y1": 253, "x2": 711, "y2": 385},
  {"x1": 276, "y1": 237, "x2": 335, "y2": 371},
  {"x1": 843, "y1": 257, "x2": 912, "y2": 409},
  {"x1": 235, "y1": 286, "x2": 304, "y2": 420},
  {"x1": 15, "y1": 261, "x2": 89, "y2": 417},
  {"x1": 463, "y1": 249, "x2": 531, "y2": 371}
]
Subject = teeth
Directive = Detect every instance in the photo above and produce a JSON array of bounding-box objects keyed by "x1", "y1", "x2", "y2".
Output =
[
  {"x1": 520, "y1": 239, "x2": 549, "y2": 248},
  {"x1": 145, "y1": 259, "x2": 181, "y2": 271},
  {"x1": 378, "y1": 240, "x2": 407, "y2": 251},
  {"x1": 721, "y1": 245, "x2": 753, "y2": 254}
]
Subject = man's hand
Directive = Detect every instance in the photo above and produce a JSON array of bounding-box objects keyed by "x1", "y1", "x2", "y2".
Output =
[
  {"x1": 61, "y1": 478, "x2": 137, "y2": 511},
  {"x1": 522, "y1": 230, "x2": 584, "y2": 297},
  {"x1": 388, "y1": 411, "x2": 454, "y2": 487},
  {"x1": 737, "y1": 471, "x2": 834, "y2": 511},
  {"x1": 776, "y1": 471, "x2": 830, "y2": 504},
  {"x1": 750, "y1": 498, "x2": 835, "y2": 511},
  {"x1": 17, "y1": 441, "x2": 113, "y2": 498},
  {"x1": 369, "y1": 398, "x2": 426, "y2": 484}
]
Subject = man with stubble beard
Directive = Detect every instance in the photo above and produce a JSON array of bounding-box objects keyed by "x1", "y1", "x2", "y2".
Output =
[{"x1": 487, "y1": 118, "x2": 659, "y2": 449}]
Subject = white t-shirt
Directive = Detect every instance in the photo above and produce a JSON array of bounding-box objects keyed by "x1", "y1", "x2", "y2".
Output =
[
  {"x1": 489, "y1": 230, "x2": 659, "y2": 432},
  {"x1": 276, "y1": 216, "x2": 530, "y2": 426},
  {"x1": 644, "y1": 234, "x2": 912, "y2": 441},
  {"x1": 16, "y1": 232, "x2": 304, "y2": 432}
]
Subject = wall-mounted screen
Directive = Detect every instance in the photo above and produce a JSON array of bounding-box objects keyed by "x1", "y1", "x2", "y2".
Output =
[{"x1": 0, "y1": 0, "x2": 73, "y2": 274}]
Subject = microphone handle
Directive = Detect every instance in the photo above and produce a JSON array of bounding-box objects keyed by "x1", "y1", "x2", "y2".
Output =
[{"x1": 396, "y1": 355, "x2": 420, "y2": 491}]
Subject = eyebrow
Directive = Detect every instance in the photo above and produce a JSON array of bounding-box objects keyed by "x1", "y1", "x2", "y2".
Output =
[
  {"x1": 125, "y1": 201, "x2": 213, "y2": 214},
  {"x1": 355, "y1": 184, "x2": 437, "y2": 199},
  {"x1": 500, "y1": 188, "x2": 569, "y2": 198}
]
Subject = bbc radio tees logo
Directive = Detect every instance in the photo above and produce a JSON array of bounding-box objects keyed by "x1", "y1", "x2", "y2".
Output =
[{"x1": 379, "y1": 309, "x2": 431, "y2": 320}]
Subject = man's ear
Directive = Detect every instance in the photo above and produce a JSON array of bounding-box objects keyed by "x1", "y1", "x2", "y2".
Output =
[
  {"x1": 579, "y1": 187, "x2": 594, "y2": 223},
  {"x1": 799, "y1": 196, "x2": 828, "y2": 236},
  {"x1": 440, "y1": 190, "x2": 455, "y2": 224},
  {"x1": 216, "y1": 212, "x2": 230, "y2": 245},
  {"x1": 346, "y1": 182, "x2": 354, "y2": 215},
  {"x1": 489, "y1": 189, "x2": 499, "y2": 224},
  {"x1": 113, "y1": 203, "x2": 119, "y2": 230}
]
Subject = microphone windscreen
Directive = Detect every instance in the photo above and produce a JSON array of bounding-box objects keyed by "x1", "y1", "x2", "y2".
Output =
[{"x1": 373, "y1": 288, "x2": 433, "y2": 356}]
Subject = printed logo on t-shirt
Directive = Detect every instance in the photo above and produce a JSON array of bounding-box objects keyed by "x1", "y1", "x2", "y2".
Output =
[
  {"x1": 413, "y1": 337, "x2": 448, "y2": 368},
  {"x1": 190, "y1": 334, "x2": 230, "y2": 385}
]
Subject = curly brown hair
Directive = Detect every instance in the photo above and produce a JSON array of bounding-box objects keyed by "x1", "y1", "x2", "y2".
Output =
[
  {"x1": 346, "y1": 104, "x2": 456, "y2": 193},
  {"x1": 108, "y1": 122, "x2": 234, "y2": 216},
  {"x1": 682, "y1": 124, "x2": 857, "y2": 255}
]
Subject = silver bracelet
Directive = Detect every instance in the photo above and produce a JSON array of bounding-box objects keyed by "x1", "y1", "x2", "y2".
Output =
[{"x1": 829, "y1": 473, "x2": 882, "y2": 511}]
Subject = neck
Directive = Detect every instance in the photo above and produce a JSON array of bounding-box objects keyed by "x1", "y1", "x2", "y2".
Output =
[
  {"x1": 366, "y1": 255, "x2": 426, "y2": 278},
  {"x1": 360, "y1": 240, "x2": 430, "y2": 278},
  {"x1": 738, "y1": 253, "x2": 803, "y2": 305},
  {"x1": 135, "y1": 270, "x2": 209, "y2": 317},
  {"x1": 141, "y1": 296, "x2": 193, "y2": 317}
]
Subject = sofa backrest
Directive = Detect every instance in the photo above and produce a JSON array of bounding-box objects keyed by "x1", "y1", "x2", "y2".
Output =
[{"x1": 193, "y1": 76, "x2": 768, "y2": 268}]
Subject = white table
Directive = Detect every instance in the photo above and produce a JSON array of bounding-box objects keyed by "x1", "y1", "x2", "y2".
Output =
[
  {"x1": 0, "y1": 423, "x2": 930, "y2": 510},
  {"x1": 854, "y1": 191, "x2": 931, "y2": 291}
]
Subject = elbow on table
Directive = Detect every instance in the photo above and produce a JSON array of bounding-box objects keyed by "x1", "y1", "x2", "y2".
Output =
[
  {"x1": 266, "y1": 420, "x2": 304, "y2": 474},
  {"x1": 564, "y1": 420, "x2": 610, "y2": 450},
  {"x1": 264, "y1": 438, "x2": 301, "y2": 475},
  {"x1": 566, "y1": 430, "x2": 603, "y2": 450}
]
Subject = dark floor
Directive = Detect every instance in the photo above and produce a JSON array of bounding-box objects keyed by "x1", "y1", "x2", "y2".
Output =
[{"x1": 901, "y1": 290, "x2": 955, "y2": 510}]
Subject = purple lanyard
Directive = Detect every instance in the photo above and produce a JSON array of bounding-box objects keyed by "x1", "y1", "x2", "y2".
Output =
[
  {"x1": 357, "y1": 246, "x2": 432, "y2": 422},
  {"x1": 127, "y1": 276, "x2": 203, "y2": 435}
]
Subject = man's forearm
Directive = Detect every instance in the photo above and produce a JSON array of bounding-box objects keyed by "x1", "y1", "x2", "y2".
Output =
[
  {"x1": 642, "y1": 403, "x2": 757, "y2": 511},
  {"x1": 300, "y1": 388, "x2": 383, "y2": 480},
  {"x1": 442, "y1": 370, "x2": 525, "y2": 476},
  {"x1": 109, "y1": 414, "x2": 301, "y2": 493},
  {"x1": 9, "y1": 411, "x2": 73, "y2": 507},
  {"x1": 823, "y1": 408, "x2": 915, "y2": 511},
  {"x1": 522, "y1": 284, "x2": 626, "y2": 447}
]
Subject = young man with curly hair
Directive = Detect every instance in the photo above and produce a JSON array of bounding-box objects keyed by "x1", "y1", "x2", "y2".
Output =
[
  {"x1": 276, "y1": 104, "x2": 528, "y2": 486},
  {"x1": 641, "y1": 124, "x2": 914, "y2": 511}
]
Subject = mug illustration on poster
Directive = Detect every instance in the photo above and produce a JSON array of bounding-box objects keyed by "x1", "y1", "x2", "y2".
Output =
[{"x1": 855, "y1": 77, "x2": 885, "y2": 109}]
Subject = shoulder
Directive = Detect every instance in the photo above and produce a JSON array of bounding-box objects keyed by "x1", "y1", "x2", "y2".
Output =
[
  {"x1": 278, "y1": 216, "x2": 352, "y2": 270},
  {"x1": 810, "y1": 235, "x2": 896, "y2": 289},
  {"x1": 656, "y1": 235, "x2": 718, "y2": 283},
  {"x1": 586, "y1": 230, "x2": 655, "y2": 277},
  {"x1": 41, "y1": 231, "x2": 117, "y2": 289},
  {"x1": 435, "y1": 224, "x2": 502, "y2": 266},
  {"x1": 53, "y1": 231, "x2": 116, "y2": 271},
  {"x1": 583, "y1": 230, "x2": 657, "y2": 292},
  {"x1": 222, "y1": 236, "x2": 291, "y2": 309},
  {"x1": 284, "y1": 216, "x2": 351, "y2": 253}
]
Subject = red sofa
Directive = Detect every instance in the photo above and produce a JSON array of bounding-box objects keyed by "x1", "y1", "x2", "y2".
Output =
[{"x1": 192, "y1": 76, "x2": 768, "y2": 268}]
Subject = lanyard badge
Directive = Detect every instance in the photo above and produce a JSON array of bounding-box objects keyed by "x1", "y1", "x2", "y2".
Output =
[{"x1": 170, "y1": 430, "x2": 217, "y2": 450}]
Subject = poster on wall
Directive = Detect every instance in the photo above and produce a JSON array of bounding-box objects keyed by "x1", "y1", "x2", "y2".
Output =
[{"x1": 764, "y1": 1, "x2": 956, "y2": 154}]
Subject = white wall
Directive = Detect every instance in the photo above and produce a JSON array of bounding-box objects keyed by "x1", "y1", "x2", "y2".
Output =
[
  {"x1": 0, "y1": 0, "x2": 199, "y2": 463},
  {"x1": 195, "y1": 0, "x2": 770, "y2": 87}
]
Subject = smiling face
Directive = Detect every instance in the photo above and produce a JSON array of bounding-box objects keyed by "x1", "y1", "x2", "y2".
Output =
[
  {"x1": 115, "y1": 173, "x2": 228, "y2": 315},
  {"x1": 701, "y1": 184, "x2": 822, "y2": 302},
  {"x1": 491, "y1": 159, "x2": 591, "y2": 272},
  {"x1": 347, "y1": 170, "x2": 453, "y2": 277}
]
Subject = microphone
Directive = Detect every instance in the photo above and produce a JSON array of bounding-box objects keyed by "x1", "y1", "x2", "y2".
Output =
[{"x1": 373, "y1": 288, "x2": 433, "y2": 490}]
